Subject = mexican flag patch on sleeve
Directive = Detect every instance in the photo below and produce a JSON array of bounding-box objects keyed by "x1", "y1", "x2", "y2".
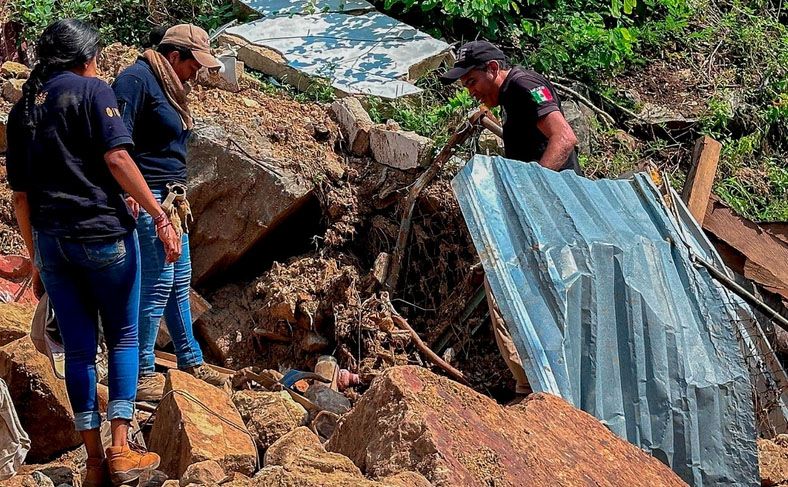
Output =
[{"x1": 530, "y1": 86, "x2": 553, "y2": 103}]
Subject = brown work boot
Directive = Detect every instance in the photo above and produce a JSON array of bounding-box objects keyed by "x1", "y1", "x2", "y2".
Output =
[
  {"x1": 106, "y1": 442, "x2": 160, "y2": 485},
  {"x1": 83, "y1": 457, "x2": 110, "y2": 487},
  {"x1": 183, "y1": 364, "x2": 229, "y2": 387},
  {"x1": 136, "y1": 372, "x2": 165, "y2": 402}
]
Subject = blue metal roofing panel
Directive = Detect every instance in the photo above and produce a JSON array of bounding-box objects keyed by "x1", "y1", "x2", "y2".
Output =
[{"x1": 452, "y1": 155, "x2": 758, "y2": 486}]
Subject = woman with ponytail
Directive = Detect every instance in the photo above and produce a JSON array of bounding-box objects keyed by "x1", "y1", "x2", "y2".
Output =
[{"x1": 6, "y1": 19, "x2": 180, "y2": 486}]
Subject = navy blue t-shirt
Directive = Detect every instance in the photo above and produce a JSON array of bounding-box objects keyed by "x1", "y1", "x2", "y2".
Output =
[
  {"x1": 6, "y1": 71, "x2": 136, "y2": 241},
  {"x1": 113, "y1": 59, "x2": 190, "y2": 186}
]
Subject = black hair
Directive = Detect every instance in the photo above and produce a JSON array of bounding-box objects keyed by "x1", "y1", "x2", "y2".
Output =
[
  {"x1": 147, "y1": 26, "x2": 169, "y2": 48},
  {"x1": 22, "y1": 19, "x2": 100, "y2": 130},
  {"x1": 157, "y1": 43, "x2": 194, "y2": 61}
]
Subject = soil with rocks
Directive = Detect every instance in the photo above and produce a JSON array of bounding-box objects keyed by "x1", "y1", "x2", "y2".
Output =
[{"x1": 0, "y1": 160, "x2": 27, "y2": 255}]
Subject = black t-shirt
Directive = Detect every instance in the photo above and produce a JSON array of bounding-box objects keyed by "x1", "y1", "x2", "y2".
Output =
[
  {"x1": 113, "y1": 59, "x2": 190, "y2": 187},
  {"x1": 6, "y1": 71, "x2": 136, "y2": 241},
  {"x1": 498, "y1": 67, "x2": 580, "y2": 173}
]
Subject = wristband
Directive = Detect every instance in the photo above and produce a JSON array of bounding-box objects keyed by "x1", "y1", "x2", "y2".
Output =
[{"x1": 153, "y1": 212, "x2": 167, "y2": 224}]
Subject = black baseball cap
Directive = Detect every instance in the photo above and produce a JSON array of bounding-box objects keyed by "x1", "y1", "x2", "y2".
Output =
[{"x1": 440, "y1": 40, "x2": 506, "y2": 84}]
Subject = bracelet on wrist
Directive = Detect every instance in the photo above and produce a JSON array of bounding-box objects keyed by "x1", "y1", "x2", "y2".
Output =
[{"x1": 153, "y1": 212, "x2": 167, "y2": 223}]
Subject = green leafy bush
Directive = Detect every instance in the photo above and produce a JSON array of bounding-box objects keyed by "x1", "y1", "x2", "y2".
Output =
[{"x1": 8, "y1": 0, "x2": 243, "y2": 46}]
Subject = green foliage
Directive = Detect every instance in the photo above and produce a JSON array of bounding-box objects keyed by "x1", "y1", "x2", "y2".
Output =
[
  {"x1": 376, "y1": 0, "x2": 690, "y2": 80},
  {"x1": 10, "y1": 0, "x2": 101, "y2": 42},
  {"x1": 521, "y1": 0, "x2": 690, "y2": 79},
  {"x1": 378, "y1": 0, "x2": 521, "y2": 39},
  {"x1": 8, "y1": 0, "x2": 246, "y2": 47},
  {"x1": 367, "y1": 76, "x2": 477, "y2": 145}
]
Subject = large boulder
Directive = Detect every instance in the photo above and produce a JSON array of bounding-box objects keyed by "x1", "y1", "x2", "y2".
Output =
[
  {"x1": 148, "y1": 369, "x2": 256, "y2": 478},
  {"x1": 254, "y1": 427, "x2": 432, "y2": 487},
  {"x1": 186, "y1": 124, "x2": 312, "y2": 284},
  {"x1": 232, "y1": 390, "x2": 308, "y2": 454},
  {"x1": 327, "y1": 366, "x2": 688, "y2": 487},
  {"x1": 0, "y1": 336, "x2": 81, "y2": 462},
  {"x1": 0, "y1": 302, "x2": 34, "y2": 347}
]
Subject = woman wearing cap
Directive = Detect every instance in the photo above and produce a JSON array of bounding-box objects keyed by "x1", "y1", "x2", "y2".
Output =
[
  {"x1": 113, "y1": 24, "x2": 226, "y2": 401},
  {"x1": 7, "y1": 19, "x2": 180, "y2": 486}
]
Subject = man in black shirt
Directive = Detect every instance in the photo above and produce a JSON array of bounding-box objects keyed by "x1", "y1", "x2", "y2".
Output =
[
  {"x1": 441, "y1": 40, "x2": 580, "y2": 173},
  {"x1": 441, "y1": 41, "x2": 580, "y2": 401}
]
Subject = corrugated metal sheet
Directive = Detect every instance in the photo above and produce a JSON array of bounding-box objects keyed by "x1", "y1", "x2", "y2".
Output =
[{"x1": 452, "y1": 155, "x2": 758, "y2": 486}]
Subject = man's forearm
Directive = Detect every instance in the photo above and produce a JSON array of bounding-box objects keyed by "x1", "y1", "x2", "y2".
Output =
[{"x1": 539, "y1": 135, "x2": 575, "y2": 171}]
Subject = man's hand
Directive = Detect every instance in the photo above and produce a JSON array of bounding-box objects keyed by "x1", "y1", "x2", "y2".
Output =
[
  {"x1": 536, "y1": 111, "x2": 578, "y2": 171},
  {"x1": 32, "y1": 268, "x2": 45, "y2": 299},
  {"x1": 125, "y1": 196, "x2": 139, "y2": 219}
]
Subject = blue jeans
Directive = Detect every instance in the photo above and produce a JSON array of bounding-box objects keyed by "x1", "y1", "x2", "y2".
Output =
[
  {"x1": 137, "y1": 187, "x2": 203, "y2": 375},
  {"x1": 33, "y1": 229, "x2": 140, "y2": 431}
]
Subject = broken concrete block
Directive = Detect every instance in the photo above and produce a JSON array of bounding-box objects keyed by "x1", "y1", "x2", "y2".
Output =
[
  {"x1": 186, "y1": 124, "x2": 312, "y2": 284},
  {"x1": 0, "y1": 302, "x2": 34, "y2": 347},
  {"x1": 327, "y1": 366, "x2": 688, "y2": 487},
  {"x1": 180, "y1": 460, "x2": 225, "y2": 486},
  {"x1": 257, "y1": 427, "x2": 433, "y2": 487},
  {"x1": 218, "y1": 34, "x2": 312, "y2": 93},
  {"x1": 331, "y1": 97, "x2": 373, "y2": 156},
  {"x1": 148, "y1": 369, "x2": 256, "y2": 478},
  {"x1": 1, "y1": 61, "x2": 29, "y2": 79},
  {"x1": 477, "y1": 131, "x2": 505, "y2": 156},
  {"x1": 370, "y1": 126, "x2": 433, "y2": 170},
  {"x1": 197, "y1": 57, "x2": 243, "y2": 93},
  {"x1": 2, "y1": 79, "x2": 24, "y2": 103},
  {"x1": 232, "y1": 390, "x2": 308, "y2": 454},
  {"x1": 0, "y1": 336, "x2": 81, "y2": 462}
]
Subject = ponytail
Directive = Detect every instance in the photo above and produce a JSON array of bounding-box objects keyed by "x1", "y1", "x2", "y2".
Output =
[
  {"x1": 20, "y1": 19, "x2": 100, "y2": 131},
  {"x1": 21, "y1": 62, "x2": 52, "y2": 131}
]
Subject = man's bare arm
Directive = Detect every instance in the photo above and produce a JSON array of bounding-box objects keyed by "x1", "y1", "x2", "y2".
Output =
[{"x1": 535, "y1": 111, "x2": 578, "y2": 171}]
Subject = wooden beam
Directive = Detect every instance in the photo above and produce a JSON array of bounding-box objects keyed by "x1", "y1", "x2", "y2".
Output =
[
  {"x1": 681, "y1": 136, "x2": 721, "y2": 225},
  {"x1": 153, "y1": 350, "x2": 236, "y2": 375},
  {"x1": 189, "y1": 288, "x2": 211, "y2": 322}
]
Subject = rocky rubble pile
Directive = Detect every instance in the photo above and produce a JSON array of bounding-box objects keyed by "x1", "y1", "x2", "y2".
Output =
[{"x1": 0, "y1": 301, "x2": 689, "y2": 487}]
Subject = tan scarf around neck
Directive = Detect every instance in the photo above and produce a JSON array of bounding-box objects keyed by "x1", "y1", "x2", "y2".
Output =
[{"x1": 142, "y1": 49, "x2": 194, "y2": 130}]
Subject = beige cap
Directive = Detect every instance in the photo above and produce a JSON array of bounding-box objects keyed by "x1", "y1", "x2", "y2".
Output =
[{"x1": 160, "y1": 24, "x2": 222, "y2": 69}]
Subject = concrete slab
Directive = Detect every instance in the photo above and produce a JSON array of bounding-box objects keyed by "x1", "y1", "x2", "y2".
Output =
[
  {"x1": 238, "y1": 0, "x2": 375, "y2": 16},
  {"x1": 224, "y1": 11, "x2": 450, "y2": 98}
]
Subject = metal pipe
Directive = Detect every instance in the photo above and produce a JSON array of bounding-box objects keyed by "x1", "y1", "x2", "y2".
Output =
[{"x1": 692, "y1": 254, "x2": 788, "y2": 332}]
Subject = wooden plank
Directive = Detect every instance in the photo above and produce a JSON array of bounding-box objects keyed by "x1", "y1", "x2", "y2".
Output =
[
  {"x1": 681, "y1": 136, "x2": 721, "y2": 225},
  {"x1": 703, "y1": 196, "x2": 788, "y2": 302},
  {"x1": 153, "y1": 350, "x2": 236, "y2": 375},
  {"x1": 189, "y1": 287, "x2": 211, "y2": 322}
]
